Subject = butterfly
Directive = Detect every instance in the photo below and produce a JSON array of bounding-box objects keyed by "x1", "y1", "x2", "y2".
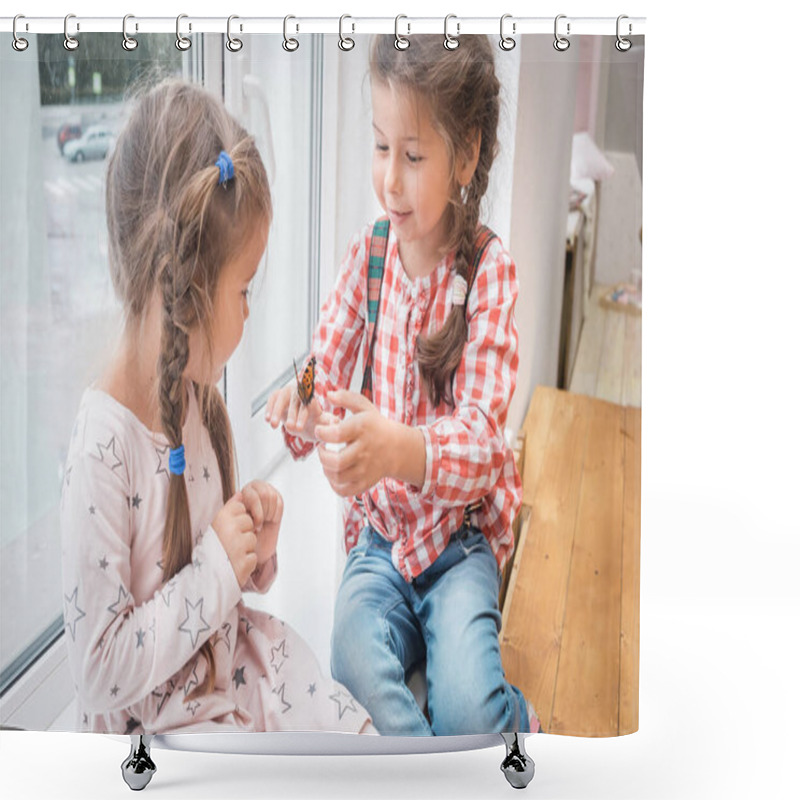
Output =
[{"x1": 293, "y1": 356, "x2": 316, "y2": 406}]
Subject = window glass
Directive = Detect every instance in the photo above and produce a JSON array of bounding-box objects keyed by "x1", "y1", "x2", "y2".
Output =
[{"x1": 0, "y1": 33, "x2": 183, "y2": 691}]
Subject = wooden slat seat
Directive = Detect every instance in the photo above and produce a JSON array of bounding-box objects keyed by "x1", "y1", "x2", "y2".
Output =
[{"x1": 500, "y1": 386, "x2": 640, "y2": 736}]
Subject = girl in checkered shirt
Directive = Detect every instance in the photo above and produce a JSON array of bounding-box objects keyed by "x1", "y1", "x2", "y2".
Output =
[{"x1": 267, "y1": 35, "x2": 539, "y2": 736}]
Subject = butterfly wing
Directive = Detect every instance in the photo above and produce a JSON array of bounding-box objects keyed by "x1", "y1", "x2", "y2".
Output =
[{"x1": 294, "y1": 356, "x2": 315, "y2": 406}]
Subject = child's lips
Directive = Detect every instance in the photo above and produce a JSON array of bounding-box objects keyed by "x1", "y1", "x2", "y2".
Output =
[{"x1": 389, "y1": 209, "x2": 411, "y2": 224}]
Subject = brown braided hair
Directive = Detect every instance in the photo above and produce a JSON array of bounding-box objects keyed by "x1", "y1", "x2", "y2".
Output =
[
  {"x1": 369, "y1": 35, "x2": 501, "y2": 407},
  {"x1": 106, "y1": 76, "x2": 271, "y2": 701}
]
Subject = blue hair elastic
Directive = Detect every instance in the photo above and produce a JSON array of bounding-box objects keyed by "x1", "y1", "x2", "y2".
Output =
[
  {"x1": 168, "y1": 445, "x2": 186, "y2": 476},
  {"x1": 216, "y1": 150, "x2": 234, "y2": 185}
]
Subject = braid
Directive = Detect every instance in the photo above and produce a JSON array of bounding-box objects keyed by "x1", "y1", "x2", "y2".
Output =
[
  {"x1": 371, "y1": 34, "x2": 500, "y2": 408},
  {"x1": 158, "y1": 267, "x2": 218, "y2": 700}
]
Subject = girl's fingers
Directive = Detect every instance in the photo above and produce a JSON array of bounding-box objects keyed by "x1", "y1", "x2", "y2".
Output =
[
  {"x1": 286, "y1": 389, "x2": 300, "y2": 431},
  {"x1": 296, "y1": 402, "x2": 308, "y2": 433},
  {"x1": 239, "y1": 510, "x2": 255, "y2": 533},
  {"x1": 241, "y1": 484, "x2": 264, "y2": 529},
  {"x1": 254, "y1": 481, "x2": 282, "y2": 521}
]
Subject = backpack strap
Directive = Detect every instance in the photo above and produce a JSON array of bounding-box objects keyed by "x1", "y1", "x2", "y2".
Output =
[
  {"x1": 359, "y1": 221, "x2": 497, "y2": 402},
  {"x1": 360, "y1": 217, "x2": 390, "y2": 401}
]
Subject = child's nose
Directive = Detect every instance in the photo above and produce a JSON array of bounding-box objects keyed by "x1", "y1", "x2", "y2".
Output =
[{"x1": 385, "y1": 155, "x2": 402, "y2": 195}]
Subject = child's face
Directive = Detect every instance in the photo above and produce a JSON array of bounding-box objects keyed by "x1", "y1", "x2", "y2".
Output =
[
  {"x1": 371, "y1": 81, "x2": 459, "y2": 260},
  {"x1": 186, "y1": 217, "x2": 269, "y2": 384}
]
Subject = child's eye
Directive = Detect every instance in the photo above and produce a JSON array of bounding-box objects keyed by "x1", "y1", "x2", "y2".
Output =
[
  {"x1": 406, "y1": 152, "x2": 423, "y2": 164},
  {"x1": 375, "y1": 142, "x2": 389, "y2": 153},
  {"x1": 242, "y1": 287, "x2": 251, "y2": 300}
]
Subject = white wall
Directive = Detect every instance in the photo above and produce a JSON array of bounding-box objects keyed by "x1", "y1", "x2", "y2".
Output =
[{"x1": 507, "y1": 36, "x2": 579, "y2": 433}]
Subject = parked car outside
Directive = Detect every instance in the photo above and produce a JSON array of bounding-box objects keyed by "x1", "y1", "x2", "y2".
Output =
[
  {"x1": 57, "y1": 122, "x2": 82, "y2": 154},
  {"x1": 62, "y1": 125, "x2": 115, "y2": 163}
]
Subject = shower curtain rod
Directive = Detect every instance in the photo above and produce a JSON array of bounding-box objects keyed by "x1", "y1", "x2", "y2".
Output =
[{"x1": 1, "y1": 15, "x2": 646, "y2": 37}]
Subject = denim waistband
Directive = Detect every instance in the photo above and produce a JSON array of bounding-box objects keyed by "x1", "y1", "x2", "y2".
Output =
[{"x1": 365, "y1": 518, "x2": 479, "y2": 548}]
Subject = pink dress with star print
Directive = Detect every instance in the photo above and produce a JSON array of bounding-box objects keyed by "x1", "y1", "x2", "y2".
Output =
[{"x1": 60, "y1": 385, "x2": 371, "y2": 735}]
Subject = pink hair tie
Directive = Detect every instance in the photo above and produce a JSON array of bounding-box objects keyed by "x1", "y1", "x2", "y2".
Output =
[{"x1": 452, "y1": 275, "x2": 468, "y2": 307}]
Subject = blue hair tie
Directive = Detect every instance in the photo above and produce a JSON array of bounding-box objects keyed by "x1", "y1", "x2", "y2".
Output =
[
  {"x1": 216, "y1": 150, "x2": 234, "y2": 185},
  {"x1": 168, "y1": 444, "x2": 186, "y2": 476}
]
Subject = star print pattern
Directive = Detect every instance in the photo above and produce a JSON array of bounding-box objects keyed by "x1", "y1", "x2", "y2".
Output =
[
  {"x1": 60, "y1": 386, "x2": 371, "y2": 735},
  {"x1": 270, "y1": 639, "x2": 288, "y2": 674},
  {"x1": 329, "y1": 689, "x2": 359, "y2": 720},
  {"x1": 107, "y1": 584, "x2": 132, "y2": 617},
  {"x1": 151, "y1": 679, "x2": 175, "y2": 715},
  {"x1": 178, "y1": 598, "x2": 210, "y2": 648},
  {"x1": 63, "y1": 587, "x2": 86, "y2": 641},
  {"x1": 212, "y1": 622, "x2": 232, "y2": 653},
  {"x1": 272, "y1": 682, "x2": 292, "y2": 714},
  {"x1": 160, "y1": 578, "x2": 176, "y2": 607},
  {"x1": 125, "y1": 717, "x2": 141, "y2": 735},
  {"x1": 94, "y1": 436, "x2": 123, "y2": 471},
  {"x1": 233, "y1": 666, "x2": 246, "y2": 689},
  {"x1": 154, "y1": 445, "x2": 169, "y2": 478},
  {"x1": 181, "y1": 662, "x2": 201, "y2": 699}
]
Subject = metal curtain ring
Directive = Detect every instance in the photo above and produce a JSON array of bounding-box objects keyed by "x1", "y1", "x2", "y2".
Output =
[
  {"x1": 64, "y1": 14, "x2": 79, "y2": 51},
  {"x1": 226, "y1": 15, "x2": 243, "y2": 52},
  {"x1": 553, "y1": 14, "x2": 570, "y2": 52},
  {"x1": 616, "y1": 15, "x2": 632, "y2": 52},
  {"x1": 394, "y1": 15, "x2": 410, "y2": 50},
  {"x1": 122, "y1": 14, "x2": 138, "y2": 51},
  {"x1": 499, "y1": 14, "x2": 516, "y2": 51},
  {"x1": 444, "y1": 14, "x2": 459, "y2": 51},
  {"x1": 176, "y1": 14, "x2": 191, "y2": 51},
  {"x1": 283, "y1": 15, "x2": 299, "y2": 52},
  {"x1": 339, "y1": 14, "x2": 355, "y2": 51},
  {"x1": 12, "y1": 14, "x2": 29, "y2": 52}
]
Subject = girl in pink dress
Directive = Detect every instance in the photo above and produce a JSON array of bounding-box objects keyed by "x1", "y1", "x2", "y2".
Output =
[{"x1": 60, "y1": 78, "x2": 374, "y2": 736}]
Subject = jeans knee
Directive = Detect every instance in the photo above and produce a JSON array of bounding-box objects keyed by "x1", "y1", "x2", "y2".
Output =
[{"x1": 430, "y1": 683, "x2": 521, "y2": 735}]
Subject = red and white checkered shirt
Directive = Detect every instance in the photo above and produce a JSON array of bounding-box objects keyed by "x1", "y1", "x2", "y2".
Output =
[{"x1": 284, "y1": 222, "x2": 522, "y2": 582}]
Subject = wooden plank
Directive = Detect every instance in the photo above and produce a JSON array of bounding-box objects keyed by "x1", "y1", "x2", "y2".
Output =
[
  {"x1": 500, "y1": 432, "x2": 528, "y2": 613},
  {"x1": 619, "y1": 405, "x2": 641, "y2": 734},
  {"x1": 500, "y1": 388, "x2": 589, "y2": 733},
  {"x1": 622, "y1": 313, "x2": 642, "y2": 408},
  {"x1": 500, "y1": 505, "x2": 531, "y2": 634},
  {"x1": 550, "y1": 395, "x2": 625, "y2": 736},
  {"x1": 595, "y1": 305, "x2": 625, "y2": 405}
]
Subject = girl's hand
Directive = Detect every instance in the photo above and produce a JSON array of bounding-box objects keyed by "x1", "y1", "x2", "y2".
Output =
[
  {"x1": 239, "y1": 480, "x2": 284, "y2": 567},
  {"x1": 265, "y1": 382, "x2": 326, "y2": 443},
  {"x1": 315, "y1": 390, "x2": 396, "y2": 497},
  {"x1": 212, "y1": 492, "x2": 258, "y2": 588}
]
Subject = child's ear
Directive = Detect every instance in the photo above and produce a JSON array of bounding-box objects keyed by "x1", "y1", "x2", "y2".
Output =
[{"x1": 457, "y1": 130, "x2": 482, "y2": 188}]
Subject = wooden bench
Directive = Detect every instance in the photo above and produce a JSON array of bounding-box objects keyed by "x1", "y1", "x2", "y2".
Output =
[{"x1": 499, "y1": 386, "x2": 641, "y2": 736}]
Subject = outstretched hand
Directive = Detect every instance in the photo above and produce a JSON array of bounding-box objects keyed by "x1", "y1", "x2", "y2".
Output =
[
  {"x1": 265, "y1": 381, "x2": 326, "y2": 443},
  {"x1": 315, "y1": 390, "x2": 395, "y2": 497}
]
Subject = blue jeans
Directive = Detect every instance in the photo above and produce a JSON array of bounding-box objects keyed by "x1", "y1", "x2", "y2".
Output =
[{"x1": 331, "y1": 524, "x2": 530, "y2": 736}]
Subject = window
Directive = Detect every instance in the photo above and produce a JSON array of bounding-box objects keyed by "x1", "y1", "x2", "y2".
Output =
[
  {"x1": 1, "y1": 32, "x2": 323, "y2": 701},
  {"x1": 0, "y1": 34, "x2": 185, "y2": 695},
  {"x1": 223, "y1": 35, "x2": 323, "y2": 481}
]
